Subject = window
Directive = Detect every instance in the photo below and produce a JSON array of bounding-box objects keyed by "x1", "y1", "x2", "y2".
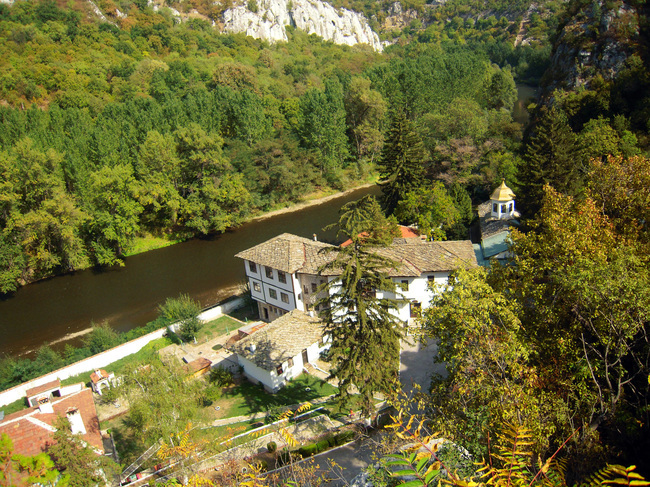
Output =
[
  {"x1": 501, "y1": 204, "x2": 507, "y2": 213},
  {"x1": 303, "y1": 285, "x2": 309, "y2": 294},
  {"x1": 269, "y1": 288, "x2": 277, "y2": 299},
  {"x1": 493, "y1": 203, "x2": 498, "y2": 212},
  {"x1": 249, "y1": 261, "x2": 257, "y2": 273},
  {"x1": 400, "y1": 280, "x2": 409, "y2": 291},
  {"x1": 427, "y1": 275, "x2": 435, "y2": 281},
  {"x1": 278, "y1": 271, "x2": 287, "y2": 284},
  {"x1": 253, "y1": 282, "x2": 261, "y2": 292},
  {"x1": 311, "y1": 283, "x2": 317, "y2": 293},
  {"x1": 265, "y1": 267, "x2": 273, "y2": 279},
  {"x1": 281, "y1": 292, "x2": 289, "y2": 303},
  {"x1": 276, "y1": 364, "x2": 283, "y2": 375},
  {"x1": 509, "y1": 203, "x2": 513, "y2": 212}
]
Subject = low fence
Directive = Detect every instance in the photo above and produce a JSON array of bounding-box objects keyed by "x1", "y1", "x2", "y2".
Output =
[{"x1": 0, "y1": 297, "x2": 246, "y2": 408}]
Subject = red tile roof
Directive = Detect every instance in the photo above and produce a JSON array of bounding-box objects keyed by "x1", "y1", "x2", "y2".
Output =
[
  {"x1": 340, "y1": 226, "x2": 420, "y2": 247},
  {"x1": 0, "y1": 388, "x2": 103, "y2": 457},
  {"x1": 25, "y1": 379, "x2": 61, "y2": 398},
  {"x1": 90, "y1": 369, "x2": 110, "y2": 384}
]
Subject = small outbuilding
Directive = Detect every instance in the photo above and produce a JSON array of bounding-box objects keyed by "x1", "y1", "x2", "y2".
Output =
[
  {"x1": 233, "y1": 309, "x2": 330, "y2": 393},
  {"x1": 90, "y1": 369, "x2": 116, "y2": 396},
  {"x1": 183, "y1": 357, "x2": 213, "y2": 378}
]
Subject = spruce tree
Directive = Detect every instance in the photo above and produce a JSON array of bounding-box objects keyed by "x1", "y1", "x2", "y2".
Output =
[
  {"x1": 318, "y1": 196, "x2": 403, "y2": 414},
  {"x1": 520, "y1": 105, "x2": 581, "y2": 214},
  {"x1": 377, "y1": 110, "x2": 426, "y2": 215}
]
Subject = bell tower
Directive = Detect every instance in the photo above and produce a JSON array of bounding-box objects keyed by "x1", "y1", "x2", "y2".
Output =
[{"x1": 490, "y1": 180, "x2": 516, "y2": 220}]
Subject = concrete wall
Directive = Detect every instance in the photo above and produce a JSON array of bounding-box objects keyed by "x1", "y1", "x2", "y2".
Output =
[{"x1": 0, "y1": 298, "x2": 245, "y2": 408}]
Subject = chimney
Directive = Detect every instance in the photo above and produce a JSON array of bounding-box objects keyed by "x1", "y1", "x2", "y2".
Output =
[
  {"x1": 37, "y1": 397, "x2": 54, "y2": 414},
  {"x1": 66, "y1": 407, "x2": 86, "y2": 435},
  {"x1": 249, "y1": 343, "x2": 256, "y2": 353},
  {"x1": 313, "y1": 234, "x2": 317, "y2": 241}
]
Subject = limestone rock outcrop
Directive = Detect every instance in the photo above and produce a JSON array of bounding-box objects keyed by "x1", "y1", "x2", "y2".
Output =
[{"x1": 222, "y1": 0, "x2": 383, "y2": 51}]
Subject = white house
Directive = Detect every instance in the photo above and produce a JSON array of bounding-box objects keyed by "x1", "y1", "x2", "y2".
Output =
[
  {"x1": 236, "y1": 233, "x2": 478, "y2": 323},
  {"x1": 232, "y1": 310, "x2": 330, "y2": 393},
  {"x1": 235, "y1": 233, "x2": 337, "y2": 321}
]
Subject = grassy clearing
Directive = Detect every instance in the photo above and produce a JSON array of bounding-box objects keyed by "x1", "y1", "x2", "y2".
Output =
[
  {"x1": 218, "y1": 374, "x2": 337, "y2": 418},
  {"x1": 196, "y1": 315, "x2": 243, "y2": 342},
  {"x1": 60, "y1": 337, "x2": 173, "y2": 387},
  {"x1": 0, "y1": 397, "x2": 30, "y2": 415},
  {"x1": 126, "y1": 234, "x2": 182, "y2": 257}
]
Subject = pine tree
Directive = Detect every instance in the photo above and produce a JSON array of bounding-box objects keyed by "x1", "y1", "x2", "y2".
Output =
[
  {"x1": 520, "y1": 105, "x2": 581, "y2": 214},
  {"x1": 318, "y1": 196, "x2": 404, "y2": 414},
  {"x1": 377, "y1": 110, "x2": 426, "y2": 215}
]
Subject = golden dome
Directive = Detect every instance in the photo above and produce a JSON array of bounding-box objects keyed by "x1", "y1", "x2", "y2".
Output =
[{"x1": 490, "y1": 180, "x2": 516, "y2": 202}]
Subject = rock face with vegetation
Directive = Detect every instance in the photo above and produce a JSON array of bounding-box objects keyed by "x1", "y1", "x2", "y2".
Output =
[
  {"x1": 222, "y1": 0, "x2": 383, "y2": 50},
  {"x1": 544, "y1": 0, "x2": 642, "y2": 92}
]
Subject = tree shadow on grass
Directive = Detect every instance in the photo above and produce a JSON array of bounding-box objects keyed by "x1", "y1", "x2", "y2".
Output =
[{"x1": 222, "y1": 374, "x2": 337, "y2": 419}]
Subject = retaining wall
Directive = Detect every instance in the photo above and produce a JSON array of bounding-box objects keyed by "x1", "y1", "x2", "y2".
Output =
[{"x1": 0, "y1": 297, "x2": 246, "y2": 408}]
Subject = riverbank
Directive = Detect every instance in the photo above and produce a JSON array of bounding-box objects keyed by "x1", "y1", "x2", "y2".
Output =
[{"x1": 126, "y1": 179, "x2": 379, "y2": 258}]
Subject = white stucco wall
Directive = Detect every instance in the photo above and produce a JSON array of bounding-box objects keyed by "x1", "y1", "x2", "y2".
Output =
[{"x1": 237, "y1": 338, "x2": 331, "y2": 393}]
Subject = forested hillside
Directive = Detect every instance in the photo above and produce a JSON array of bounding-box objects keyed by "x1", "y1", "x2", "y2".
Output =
[{"x1": 0, "y1": 0, "x2": 535, "y2": 293}]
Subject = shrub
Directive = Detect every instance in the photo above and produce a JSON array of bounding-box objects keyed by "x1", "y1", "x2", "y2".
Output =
[
  {"x1": 326, "y1": 435, "x2": 336, "y2": 447},
  {"x1": 202, "y1": 384, "x2": 221, "y2": 406},
  {"x1": 298, "y1": 444, "x2": 318, "y2": 458},
  {"x1": 209, "y1": 366, "x2": 234, "y2": 387},
  {"x1": 335, "y1": 430, "x2": 355, "y2": 445},
  {"x1": 267, "y1": 441, "x2": 277, "y2": 453},
  {"x1": 315, "y1": 439, "x2": 329, "y2": 452}
]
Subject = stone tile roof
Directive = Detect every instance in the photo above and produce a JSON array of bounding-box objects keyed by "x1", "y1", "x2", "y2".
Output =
[
  {"x1": 235, "y1": 233, "x2": 336, "y2": 274},
  {"x1": 25, "y1": 379, "x2": 61, "y2": 398},
  {"x1": 0, "y1": 388, "x2": 103, "y2": 457},
  {"x1": 478, "y1": 201, "x2": 519, "y2": 240},
  {"x1": 233, "y1": 310, "x2": 324, "y2": 371},
  {"x1": 377, "y1": 239, "x2": 479, "y2": 276},
  {"x1": 237, "y1": 233, "x2": 476, "y2": 278}
]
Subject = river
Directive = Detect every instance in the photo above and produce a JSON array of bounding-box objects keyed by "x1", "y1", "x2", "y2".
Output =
[{"x1": 0, "y1": 186, "x2": 380, "y2": 357}]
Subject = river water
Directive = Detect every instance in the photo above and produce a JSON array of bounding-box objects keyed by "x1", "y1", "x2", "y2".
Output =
[{"x1": 0, "y1": 186, "x2": 380, "y2": 357}]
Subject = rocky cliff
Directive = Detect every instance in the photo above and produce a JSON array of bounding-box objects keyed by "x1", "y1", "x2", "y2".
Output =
[
  {"x1": 222, "y1": 0, "x2": 383, "y2": 51},
  {"x1": 544, "y1": 0, "x2": 641, "y2": 92}
]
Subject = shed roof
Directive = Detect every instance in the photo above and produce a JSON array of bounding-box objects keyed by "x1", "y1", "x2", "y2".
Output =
[
  {"x1": 233, "y1": 310, "x2": 324, "y2": 371},
  {"x1": 25, "y1": 379, "x2": 61, "y2": 398}
]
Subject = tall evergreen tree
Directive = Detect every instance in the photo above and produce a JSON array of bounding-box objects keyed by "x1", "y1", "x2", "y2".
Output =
[
  {"x1": 318, "y1": 196, "x2": 403, "y2": 414},
  {"x1": 377, "y1": 110, "x2": 426, "y2": 214},
  {"x1": 520, "y1": 105, "x2": 581, "y2": 214}
]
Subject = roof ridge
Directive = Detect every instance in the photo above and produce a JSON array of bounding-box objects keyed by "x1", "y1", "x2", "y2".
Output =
[{"x1": 25, "y1": 415, "x2": 58, "y2": 433}]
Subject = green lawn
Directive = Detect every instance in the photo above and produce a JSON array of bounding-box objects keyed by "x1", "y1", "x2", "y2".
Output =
[
  {"x1": 196, "y1": 315, "x2": 243, "y2": 342},
  {"x1": 219, "y1": 374, "x2": 338, "y2": 418},
  {"x1": 0, "y1": 397, "x2": 29, "y2": 415}
]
